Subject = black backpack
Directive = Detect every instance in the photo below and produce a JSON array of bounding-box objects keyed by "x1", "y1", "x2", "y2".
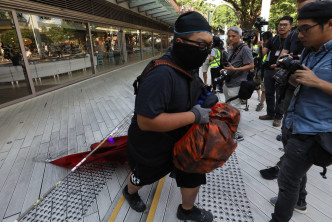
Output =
[
  {"x1": 307, "y1": 133, "x2": 332, "y2": 179},
  {"x1": 133, "y1": 58, "x2": 205, "y2": 109},
  {"x1": 226, "y1": 80, "x2": 258, "y2": 103}
]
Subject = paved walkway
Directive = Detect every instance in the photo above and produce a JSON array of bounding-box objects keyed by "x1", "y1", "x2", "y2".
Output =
[{"x1": 0, "y1": 59, "x2": 331, "y2": 222}]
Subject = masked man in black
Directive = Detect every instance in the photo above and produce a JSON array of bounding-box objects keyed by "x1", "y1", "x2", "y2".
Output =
[{"x1": 123, "y1": 12, "x2": 214, "y2": 222}]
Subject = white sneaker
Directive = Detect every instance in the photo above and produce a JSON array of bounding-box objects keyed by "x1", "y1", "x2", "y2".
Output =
[{"x1": 235, "y1": 132, "x2": 244, "y2": 141}]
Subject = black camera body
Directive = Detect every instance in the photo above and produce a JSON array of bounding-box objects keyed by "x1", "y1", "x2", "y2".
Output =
[
  {"x1": 243, "y1": 30, "x2": 256, "y2": 43},
  {"x1": 254, "y1": 17, "x2": 269, "y2": 29},
  {"x1": 214, "y1": 69, "x2": 230, "y2": 83},
  {"x1": 273, "y1": 55, "x2": 304, "y2": 85}
]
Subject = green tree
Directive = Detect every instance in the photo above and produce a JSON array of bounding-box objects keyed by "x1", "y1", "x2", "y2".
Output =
[
  {"x1": 221, "y1": 0, "x2": 287, "y2": 29},
  {"x1": 48, "y1": 25, "x2": 66, "y2": 43},
  {"x1": 176, "y1": 0, "x2": 238, "y2": 29},
  {"x1": 211, "y1": 6, "x2": 238, "y2": 30},
  {"x1": 269, "y1": 0, "x2": 297, "y2": 31},
  {"x1": 176, "y1": 0, "x2": 297, "y2": 31}
]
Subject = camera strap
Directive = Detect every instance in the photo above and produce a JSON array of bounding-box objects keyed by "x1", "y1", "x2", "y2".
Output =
[
  {"x1": 228, "y1": 43, "x2": 246, "y2": 63},
  {"x1": 303, "y1": 46, "x2": 332, "y2": 70},
  {"x1": 133, "y1": 59, "x2": 192, "y2": 95},
  {"x1": 290, "y1": 45, "x2": 332, "y2": 109}
]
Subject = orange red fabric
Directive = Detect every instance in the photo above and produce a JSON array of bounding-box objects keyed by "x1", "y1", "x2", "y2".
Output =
[{"x1": 173, "y1": 103, "x2": 240, "y2": 173}]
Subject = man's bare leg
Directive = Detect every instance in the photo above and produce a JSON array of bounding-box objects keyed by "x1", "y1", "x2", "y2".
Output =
[
  {"x1": 177, "y1": 186, "x2": 213, "y2": 221},
  {"x1": 261, "y1": 90, "x2": 266, "y2": 104},
  {"x1": 123, "y1": 172, "x2": 146, "y2": 212},
  {"x1": 127, "y1": 172, "x2": 142, "y2": 194},
  {"x1": 203, "y1": 72, "x2": 207, "y2": 85},
  {"x1": 180, "y1": 186, "x2": 200, "y2": 209}
]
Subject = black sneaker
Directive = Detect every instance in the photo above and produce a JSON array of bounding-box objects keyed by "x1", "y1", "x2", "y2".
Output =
[
  {"x1": 177, "y1": 204, "x2": 213, "y2": 222},
  {"x1": 259, "y1": 166, "x2": 279, "y2": 180},
  {"x1": 270, "y1": 197, "x2": 307, "y2": 214},
  {"x1": 122, "y1": 185, "x2": 146, "y2": 212},
  {"x1": 256, "y1": 103, "x2": 264, "y2": 112},
  {"x1": 276, "y1": 134, "x2": 282, "y2": 141}
]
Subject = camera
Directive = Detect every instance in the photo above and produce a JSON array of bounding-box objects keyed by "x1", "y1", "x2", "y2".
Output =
[
  {"x1": 254, "y1": 17, "x2": 269, "y2": 30},
  {"x1": 214, "y1": 69, "x2": 230, "y2": 83},
  {"x1": 273, "y1": 55, "x2": 304, "y2": 85},
  {"x1": 242, "y1": 30, "x2": 256, "y2": 43}
]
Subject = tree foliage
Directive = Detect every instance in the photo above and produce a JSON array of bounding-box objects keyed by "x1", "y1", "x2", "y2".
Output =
[
  {"x1": 269, "y1": 0, "x2": 297, "y2": 31},
  {"x1": 176, "y1": 0, "x2": 297, "y2": 31}
]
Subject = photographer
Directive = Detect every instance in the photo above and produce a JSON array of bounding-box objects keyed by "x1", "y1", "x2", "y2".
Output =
[
  {"x1": 270, "y1": 2, "x2": 332, "y2": 221},
  {"x1": 260, "y1": 0, "x2": 316, "y2": 181},
  {"x1": 245, "y1": 31, "x2": 260, "y2": 100},
  {"x1": 209, "y1": 36, "x2": 228, "y2": 92},
  {"x1": 254, "y1": 31, "x2": 273, "y2": 112},
  {"x1": 223, "y1": 27, "x2": 254, "y2": 140},
  {"x1": 258, "y1": 16, "x2": 293, "y2": 127}
]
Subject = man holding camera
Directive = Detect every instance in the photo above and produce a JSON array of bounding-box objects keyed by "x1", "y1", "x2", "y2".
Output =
[
  {"x1": 223, "y1": 27, "x2": 254, "y2": 141},
  {"x1": 260, "y1": 0, "x2": 316, "y2": 181},
  {"x1": 270, "y1": 2, "x2": 332, "y2": 221},
  {"x1": 258, "y1": 16, "x2": 293, "y2": 127}
]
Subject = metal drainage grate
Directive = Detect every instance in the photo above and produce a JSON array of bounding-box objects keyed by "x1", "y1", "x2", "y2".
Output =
[
  {"x1": 20, "y1": 162, "x2": 115, "y2": 222},
  {"x1": 199, "y1": 151, "x2": 254, "y2": 222}
]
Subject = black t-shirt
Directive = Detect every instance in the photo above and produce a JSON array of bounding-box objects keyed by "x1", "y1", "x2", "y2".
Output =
[
  {"x1": 265, "y1": 35, "x2": 286, "y2": 68},
  {"x1": 128, "y1": 52, "x2": 202, "y2": 167},
  {"x1": 283, "y1": 30, "x2": 304, "y2": 58}
]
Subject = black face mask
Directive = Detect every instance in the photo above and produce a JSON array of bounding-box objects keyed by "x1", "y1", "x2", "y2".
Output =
[{"x1": 172, "y1": 43, "x2": 210, "y2": 70}]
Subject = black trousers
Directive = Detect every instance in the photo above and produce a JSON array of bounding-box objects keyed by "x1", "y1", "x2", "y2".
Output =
[
  {"x1": 211, "y1": 67, "x2": 221, "y2": 90},
  {"x1": 264, "y1": 69, "x2": 284, "y2": 120},
  {"x1": 271, "y1": 132, "x2": 313, "y2": 222}
]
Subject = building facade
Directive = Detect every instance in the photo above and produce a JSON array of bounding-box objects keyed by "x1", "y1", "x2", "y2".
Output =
[{"x1": 0, "y1": 0, "x2": 178, "y2": 108}]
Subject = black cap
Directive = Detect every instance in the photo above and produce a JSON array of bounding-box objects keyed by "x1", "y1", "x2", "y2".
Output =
[
  {"x1": 174, "y1": 11, "x2": 211, "y2": 35},
  {"x1": 298, "y1": 1, "x2": 332, "y2": 20}
]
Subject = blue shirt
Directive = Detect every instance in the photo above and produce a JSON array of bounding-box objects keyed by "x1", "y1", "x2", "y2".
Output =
[{"x1": 286, "y1": 39, "x2": 332, "y2": 135}]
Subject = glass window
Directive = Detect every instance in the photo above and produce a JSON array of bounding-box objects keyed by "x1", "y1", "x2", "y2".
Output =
[
  {"x1": 16, "y1": 13, "x2": 92, "y2": 92},
  {"x1": 141, "y1": 31, "x2": 153, "y2": 60},
  {"x1": 153, "y1": 32, "x2": 162, "y2": 56},
  {"x1": 0, "y1": 10, "x2": 32, "y2": 105},
  {"x1": 90, "y1": 24, "x2": 124, "y2": 72},
  {"x1": 124, "y1": 28, "x2": 141, "y2": 64},
  {"x1": 168, "y1": 35, "x2": 173, "y2": 49},
  {"x1": 161, "y1": 34, "x2": 168, "y2": 53}
]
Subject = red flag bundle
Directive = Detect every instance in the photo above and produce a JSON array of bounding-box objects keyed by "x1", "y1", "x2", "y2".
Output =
[{"x1": 50, "y1": 136, "x2": 128, "y2": 168}]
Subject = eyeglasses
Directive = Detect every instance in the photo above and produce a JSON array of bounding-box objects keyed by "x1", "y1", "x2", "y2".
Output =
[
  {"x1": 180, "y1": 38, "x2": 213, "y2": 51},
  {"x1": 296, "y1": 23, "x2": 320, "y2": 34},
  {"x1": 278, "y1": 23, "x2": 290, "y2": 27}
]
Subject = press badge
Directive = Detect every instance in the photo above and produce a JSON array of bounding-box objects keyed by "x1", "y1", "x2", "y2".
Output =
[{"x1": 275, "y1": 50, "x2": 280, "y2": 56}]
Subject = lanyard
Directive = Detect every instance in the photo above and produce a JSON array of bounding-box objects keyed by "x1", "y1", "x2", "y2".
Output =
[
  {"x1": 304, "y1": 46, "x2": 332, "y2": 70},
  {"x1": 291, "y1": 44, "x2": 332, "y2": 112},
  {"x1": 278, "y1": 36, "x2": 283, "y2": 51}
]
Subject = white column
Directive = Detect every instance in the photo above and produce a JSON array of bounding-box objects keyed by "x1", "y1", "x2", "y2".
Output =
[
  {"x1": 260, "y1": 0, "x2": 271, "y2": 31},
  {"x1": 29, "y1": 15, "x2": 43, "y2": 58}
]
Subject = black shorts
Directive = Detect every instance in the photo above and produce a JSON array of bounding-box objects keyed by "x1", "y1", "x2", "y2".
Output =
[{"x1": 127, "y1": 152, "x2": 206, "y2": 188}]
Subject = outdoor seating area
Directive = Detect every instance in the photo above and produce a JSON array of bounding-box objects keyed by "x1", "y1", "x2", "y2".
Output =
[{"x1": 0, "y1": 55, "x2": 95, "y2": 86}]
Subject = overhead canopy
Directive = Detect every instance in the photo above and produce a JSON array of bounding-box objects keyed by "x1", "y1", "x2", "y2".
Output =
[{"x1": 114, "y1": 0, "x2": 180, "y2": 26}]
